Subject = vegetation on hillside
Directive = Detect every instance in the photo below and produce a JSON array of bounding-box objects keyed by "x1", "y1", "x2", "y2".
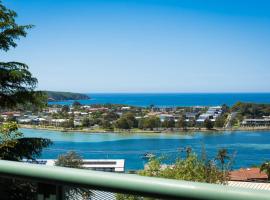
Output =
[
  {"x1": 45, "y1": 91, "x2": 90, "y2": 101},
  {"x1": 117, "y1": 147, "x2": 233, "y2": 200},
  {"x1": 232, "y1": 102, "x2": 270, "y2": 118}
]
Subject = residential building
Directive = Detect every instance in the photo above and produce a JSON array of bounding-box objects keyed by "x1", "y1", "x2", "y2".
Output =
[{"x1": 229, "y1": 168, "x2": 268, "y2": 182}]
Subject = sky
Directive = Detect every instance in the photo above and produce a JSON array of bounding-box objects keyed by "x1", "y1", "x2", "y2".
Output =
[{"x1": 2, "y1": 0, "x2": 270, "y2": 93}]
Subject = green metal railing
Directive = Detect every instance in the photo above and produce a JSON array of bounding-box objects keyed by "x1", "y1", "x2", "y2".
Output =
[{"x1": 0, "y1": 160, "x2": 269, "y2": 200}]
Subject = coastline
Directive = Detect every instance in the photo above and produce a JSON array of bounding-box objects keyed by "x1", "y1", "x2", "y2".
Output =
[{"x1": 18, "y1": 124, "x2": 270, "y2": 134}]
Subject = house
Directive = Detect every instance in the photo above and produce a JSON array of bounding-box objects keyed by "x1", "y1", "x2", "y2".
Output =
[
  {"x1": 196, "y1": 106, "x2": 223, "y2": 123},
  {"x1": 229, "y1": 168, "x2": 268, "y2": 182},
  {"x1": 159, "y1": 114, "x2": 175, "y2": 122},
  {"x1": 48, "y1": 107, "x2": 61, "y2": 114},
  {"x1": 242, "y1": 119, "x2": 270, "y2": 126},
  {"x1": 74, "y1": 118, "x2": 82, "y2": 126},
  {"x1": 50, "y1": 119, "x2": 68, "y2": 126},
  {"x1": 196, "y1": 114, "x2": 211, "y2": 123},
  {"x1": 185, "y1": 112, "x2": 198, "y2": 120},
  {"x1": 121, "y1": 106, "x2": 131, "y2": 110}
]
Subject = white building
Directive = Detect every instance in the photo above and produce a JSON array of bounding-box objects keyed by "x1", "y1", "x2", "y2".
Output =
[
  {"x1": 196, "y1": 106, "x2": 223, "y2": 123},
  {"x1": 23, "y1": 159, "x2": 125, "y2": 173}
]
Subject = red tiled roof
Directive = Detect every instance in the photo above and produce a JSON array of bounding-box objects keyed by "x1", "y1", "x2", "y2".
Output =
[{"x1": 229, "y1": 168, "x2": 268, "y2": 181}]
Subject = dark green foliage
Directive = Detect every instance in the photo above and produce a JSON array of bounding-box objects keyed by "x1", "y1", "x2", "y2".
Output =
[
  {"x1": 62, "y1": 118, "x2": 75, "y2": 128},
  {"x1": 204, "y1": 118, "x2": 214, "y2": 129},
  {"x1": 72, "y1": 101, "x2": 82, "y2": 107},
  {"x1": 260, "y1": 161, "x2": 270, "y2": 180},
  {"x1": 102, "y1": 119, "x2": 114, "y2": 130},
  {"x1": 177, "y1": 116, "x2": 187, "y2": 129},
  {"x1": 0, "y1": 2, "x2": 46, "y2": 109},
  {"x1": 103, "y1": 111, "x2": 119, "y2": 121},
  {"x1": 216, "y1": 149, "x2": 230, "y2": 172},
  {"x1": 0, "y1": 122, "x2": 52, "y2": 160},
  {"x1": 117, "y1": 149, "x2": 232, "y2": 200},
  {"x1": 221, "y1": 104, "x2": 230, "y2": 113},
  {"x1": 214, "y1": 114, "x2": 228, "y2": 128},
  {"x1": 61, "y1": 105, "x2": 70, "y2": 113},
  {"x1": 188, "y1": 118, "x2": 196, "y2": 127},
  {"x1": 0, "y1": 1, "x2": 33, "y2": 51},
  {"x1": 55, "y1": 151, "x2": 84, "y2": 169},
  {"x1": 115, "y1": 112, "x2": 138, "y2": 129},
  {"x1": 232, "y1": 102, "x2": 270, "y2": 118},
  {"x1": 138, "y1": 117, "x2": 161, "y2": 130},
  {"x1": 0, "y1": 62, "x2": 46, "y2": 109},
  {"x1": 0, "y1": 2, "x2": 51, "y2": 199},
  {"x1": 115, "y1": 117, "x2": 131, "y2": 129},
  {"x1": 0, "y1": 122, "x2": 52, "y2": 200},
  {"x1": 82, "y1": 117, "x2": 91, "y2": 127},
  {"x1": 162, "y1": 119, "x2": 175, "y2": 128},
  {"x1": 46, "y1": 91, "x2": 90, "y2": 101},
  {"x1": 55, "y1": 151, "x2": 92, "y2": 199},
  {"x1": 0, "y1": 137, "x2": 52, "y2": 161},
  {"x1": 0, "y1": 178, "x2": 37, "y2": 200}
]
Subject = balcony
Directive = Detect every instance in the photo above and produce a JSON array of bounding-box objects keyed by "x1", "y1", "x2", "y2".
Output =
[{"x1": 0, "y1": 160, "x2": 269, "y2": 200}]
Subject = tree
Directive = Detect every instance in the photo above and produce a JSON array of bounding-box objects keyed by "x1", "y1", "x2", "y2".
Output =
[
  {"x1": 61, "y1": 105, "x2": 70, "y2": 113},
  {"x1": 55, "y1": 151, "x2": 91, "y2": 200},
  {"x1": 214, "y1": 115, "x2": 227, "y2": 128},
  {"x1": 0, "y1": 116, "x2": 4, "y2": 123},
  {"x1": 115, "y1": 117, "x2": 131, "y2": 129},
  {"x1": 216, "y1": 149, "x2": 230, "y2": 172},
  {"x1": 0, "y1": 1, "x2": 46, "y2": 109},
  {"x1": 115, "y1": 112, "x2": 138, "y2": 130},
  {"x1": 72, "y1": 101, "x2": 82, "y2": 108},
  {"x1": 62, "y1": 117, "x2": 74, "y2": 128},
  {"x1": 162, "y1": 118, "x2": 175, "y2": 128},
  {"x1": 140, "y1": 117, "x2": 160, "y2": 130},
  {"x1": 0, "y1": 122, "x2": 52, "y2": 200},
  {"x1": 221, "y1": 104, "x2": 229, "y2": 113},
  {"x1": 102, "y1": 119, "x2": 113, "y2": 130},
  {"x1": 82, "y1": 117, "x2": 90, "y2": 127},
  {"x1": 103, "y1": 111, "x2": 119, "y2": 121},
  {"x1": 188, "y1": 118, "x2": 196, "y2": 127},
  {"x1": 204, "y1": 118, "x2": 213, "y2": 130},
  {"x1": 123, "y1": 112, "x2": 138, "y2": 128},
  {"x1": 177, "y1": 116, "x2": 187, "y2": 129},
  {"x1": 117, "y1": 149, "x2": 229, "y2": 200},
  {"x1": 0, "y1": 122, "x2": 52, "y2": 161},
  {"x1": 260, "y1": 161, "x2": 270, "y2": 181},
  {"x1": 55, "y1": 151, "x2": 83, "y2": 169},
  {"x1": 0, "y1": 2, "x2": 51, "y2": 199}
]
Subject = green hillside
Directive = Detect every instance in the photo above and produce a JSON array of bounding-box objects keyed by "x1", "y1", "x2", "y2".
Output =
[{"x1": 45, "y1": 91, "x2": 90, "y2": 101}]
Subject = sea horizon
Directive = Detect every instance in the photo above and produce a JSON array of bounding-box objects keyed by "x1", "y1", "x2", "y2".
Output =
[{"x1": 49, "y1": 93, "x2": 270, "y2": 107}]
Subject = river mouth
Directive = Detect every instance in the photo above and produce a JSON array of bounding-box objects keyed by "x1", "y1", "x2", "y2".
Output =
[{"x1": 20, "y1": 128, "x2": 270, "y2": 170}]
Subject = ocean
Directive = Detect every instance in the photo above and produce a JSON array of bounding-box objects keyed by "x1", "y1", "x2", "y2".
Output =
[{"x1": 49, "y1": 93, "x2": 270, "y2": 107}]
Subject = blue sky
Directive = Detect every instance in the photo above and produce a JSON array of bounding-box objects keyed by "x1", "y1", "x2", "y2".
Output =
[{"x1": 2, "y1": 0, "x2": 270, "y2": 93}]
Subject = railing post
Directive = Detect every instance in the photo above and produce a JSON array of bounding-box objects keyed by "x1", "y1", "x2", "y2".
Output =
[{"x1": 37, "y1": 183, "x2": 63, "y2": 200}]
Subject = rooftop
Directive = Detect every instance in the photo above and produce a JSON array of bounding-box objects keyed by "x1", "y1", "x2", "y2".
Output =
[{"x1": 229, "y1": 168, "x2": 268, "y2": 181}]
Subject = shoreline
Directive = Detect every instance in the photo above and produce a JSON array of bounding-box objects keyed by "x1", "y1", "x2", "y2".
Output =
[{"x1": 18, "y1": 124, "x2": 270, "y2": 134}]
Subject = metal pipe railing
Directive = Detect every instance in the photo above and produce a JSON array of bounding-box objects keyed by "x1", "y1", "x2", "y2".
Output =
[{"x1": 0, "y1": 160, "x2": 269, "y2": 200}]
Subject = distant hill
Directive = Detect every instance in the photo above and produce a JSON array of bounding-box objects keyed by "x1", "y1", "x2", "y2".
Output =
[{"x1": 44, "y1": 91, "x2": 90, "y2": 101}]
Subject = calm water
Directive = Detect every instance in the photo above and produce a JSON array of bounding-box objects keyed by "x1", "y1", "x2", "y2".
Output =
[
  {"x1": 21, "y1": 128, "x2": 270, "y2": 171},
  {"x1": 49, "y1": 93, "x2": 270, "y2": 107}
]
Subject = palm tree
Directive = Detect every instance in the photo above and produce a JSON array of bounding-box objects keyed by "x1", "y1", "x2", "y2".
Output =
[
  {"x1": 260, "y1": 161, "x2": 270, "y2": 181},
  {"x1": 186, "y1": 146, "x2": 192, "y2": 157},
  {"x1": 216, "y1": 149, "x2": 230, "y2": 171}
]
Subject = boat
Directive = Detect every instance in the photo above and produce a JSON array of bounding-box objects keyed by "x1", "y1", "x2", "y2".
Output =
[{"x1": 142, "y1": 153, "x2": 156, "y2": 159}]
